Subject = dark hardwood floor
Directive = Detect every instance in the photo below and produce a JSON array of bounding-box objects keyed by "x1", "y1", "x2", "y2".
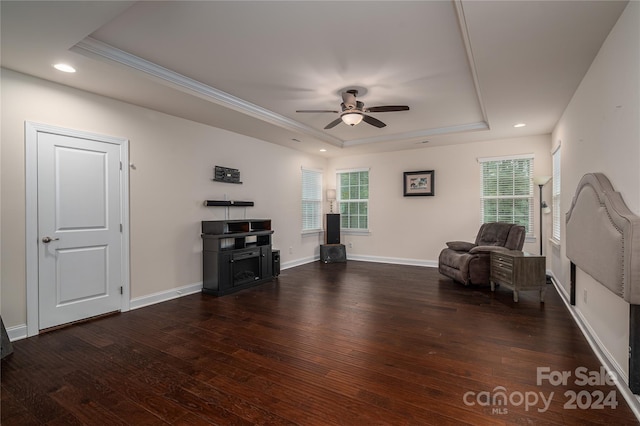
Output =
[{"x1": 2, "y1": 261, "x2": 639, "y2": 425}]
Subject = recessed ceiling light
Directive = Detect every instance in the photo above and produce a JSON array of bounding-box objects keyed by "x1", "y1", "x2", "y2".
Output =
[
  {"x1": 513, "y1": 123, "x2": 526, "y2": 128},
  {"x1": 319, "y1": 149, "x2": 327, "y2": 152},
  {"x1": 53, "y1": 63, "x2": 76, "y2": 73}
]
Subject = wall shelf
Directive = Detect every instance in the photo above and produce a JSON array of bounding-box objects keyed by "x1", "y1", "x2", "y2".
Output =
[{"x1": 212, "y1": 178, "x2": 242, "y2": 184}]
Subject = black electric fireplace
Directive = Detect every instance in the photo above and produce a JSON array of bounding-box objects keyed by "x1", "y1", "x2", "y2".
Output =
[
  {"x1": 202, "y1": 219, "x2": 274, "y2": 296},
  {"x1": 231, "y1": 248, "x2": 261, "y2": 286}
]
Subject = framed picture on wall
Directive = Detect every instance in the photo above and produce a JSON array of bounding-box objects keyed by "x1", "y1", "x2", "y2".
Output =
[{"x1": 403, "y1": 170, "x2": 435, "y2": 196}]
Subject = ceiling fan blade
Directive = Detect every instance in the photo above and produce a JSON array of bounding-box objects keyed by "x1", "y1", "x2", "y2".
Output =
[
  {"x1": 362, "y1": 114, "x2": 386, "y2": 128},
  {"x1": 366, "y1": 105, "x2": 410, "y2": 113},
  {"x1": 324, "y1": 117, "x2": 344, "y2": 129},
  {"x1": 296, "y1": 109, "x2": 340, "y2": 113},
  {"x1": 341, "y1": 91, "x2": 357, "y2": 109}
]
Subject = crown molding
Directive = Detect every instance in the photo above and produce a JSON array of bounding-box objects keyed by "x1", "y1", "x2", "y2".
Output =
[
  {"x1": 71, "y1": 37, "x2": 345, "y2": 148},
  {"x1": 453, "y1": 0, "x2": 490, "y2": 127},
  {"x1": 71, "y1": 36, "x2": 489, "y2": 150},
  {"x1": 342, "y1": 121, "x2": 489, "y2": 147}
]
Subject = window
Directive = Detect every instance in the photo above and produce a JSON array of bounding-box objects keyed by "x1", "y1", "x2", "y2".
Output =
[
  {"x1": 337, "y1": 169, "x2": 369, "y2": 231},
  {"x1": 479, "y1": 155, "x2": 534, "y2": 237},
  {"x1": 552, "y1": 145, "x2": 561, "y2": 242},
  {"x1": 301, "y1": 167, "x2": 322, "y2": 232}
]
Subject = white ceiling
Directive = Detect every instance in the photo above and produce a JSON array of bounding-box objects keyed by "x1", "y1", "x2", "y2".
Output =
[{"x1": 1, "y1": 1, "x2": 628, "y2": 157}]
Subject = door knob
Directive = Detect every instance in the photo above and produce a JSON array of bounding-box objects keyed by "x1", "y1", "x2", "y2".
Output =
[{"x1": 42, "y1": 236, "x2": 60, "y2": 243}]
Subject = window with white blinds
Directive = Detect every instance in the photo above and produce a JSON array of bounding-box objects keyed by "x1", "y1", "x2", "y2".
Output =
[
  {"x1": 479, "y1": 155, "x2": 534, "y2": 236},
  {"x1": 301, "y1": 167, "x2": 322, "y2": 232},
  {"x1": 552, "y1": 146, "x2": 561, "y2": 242},
  {"x1": 337, "y1": 168, "x2": 369, "y2": 231}
]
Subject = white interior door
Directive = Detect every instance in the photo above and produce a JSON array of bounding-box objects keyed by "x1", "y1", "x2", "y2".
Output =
[{"x1": 36, "y1": 130, "x2": 123, "y2": 330}]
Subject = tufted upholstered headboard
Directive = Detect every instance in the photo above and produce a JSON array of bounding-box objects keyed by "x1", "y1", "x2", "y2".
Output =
[{"x1": 566, "y1": 173, "x2": 640, "y2": 304}]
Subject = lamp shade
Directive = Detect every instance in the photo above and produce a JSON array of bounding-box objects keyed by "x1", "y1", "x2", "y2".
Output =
[
  {"x1": 533, "y1": 176, "x2": 552, "y2": 186},
  {"x1": 326, "y1": 188, "x2": 336, "y2": 201},
  {"x1": 341, "y1": 112, "x2": 364, "y2": 126}
]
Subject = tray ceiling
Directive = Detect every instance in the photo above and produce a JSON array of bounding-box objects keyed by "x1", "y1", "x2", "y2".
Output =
[{"x1": 1, "y1": 1, "x2": 628, "y2": 156}]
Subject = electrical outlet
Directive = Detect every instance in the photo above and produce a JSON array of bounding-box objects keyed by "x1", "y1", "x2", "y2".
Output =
[
  {"x1": 289, "y1": 246, "x2": 293, "y2": 254},
  {"x1": 348, "y1": 242, "x2": 353, "y2": 249},
  {"x1": 583, "y1": 289, "x2": 588, "y2": 304}
]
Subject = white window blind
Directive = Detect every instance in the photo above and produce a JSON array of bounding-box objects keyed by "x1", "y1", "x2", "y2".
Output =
[
  {"x1": 552, "y1": 146, "x2": 561, "y2": 242},
  {"x1": 301, "y1": 168, "x2": 322, "y2": 232},
  {"x1": 479, "y1": 155, "x2": 534, "y2": 236},
  {"x1": 337, "y1": 168, "x2": 369, "y2": 231}
]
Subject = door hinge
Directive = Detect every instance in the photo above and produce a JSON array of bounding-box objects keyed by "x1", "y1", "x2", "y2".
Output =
[
  {"x1": 120, "y1": 223, "x2": 123, "y2": 233},
  {"x1": 120, "y1": 161, "x2": 123, "y2": 170},
  {"x1": 120, "y1": 286, "x2": 123, "y2": 295}
]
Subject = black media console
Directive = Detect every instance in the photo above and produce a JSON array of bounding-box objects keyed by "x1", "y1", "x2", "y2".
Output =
[{"x1": 201, "y1": 219, "x2": 274, "y2": 296}]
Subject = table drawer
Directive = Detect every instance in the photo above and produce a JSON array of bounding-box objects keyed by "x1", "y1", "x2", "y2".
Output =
[
  {"x1": 491, "y1": 267, "x2": 513, "y2": 284},
  {"x1": 489, "y1": 249, "x2": 546, "y2": 302},
  {"x1": 492, "y1": 259, "x2": 512, "y2": 271},
  {"x1": 492, "y1": 252, "x2": 514, "y2": 267}
]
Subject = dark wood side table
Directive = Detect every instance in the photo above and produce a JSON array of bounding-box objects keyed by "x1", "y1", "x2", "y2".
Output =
[{"x1": 490, "y1": 250, "x2": 546, "y2": 302}]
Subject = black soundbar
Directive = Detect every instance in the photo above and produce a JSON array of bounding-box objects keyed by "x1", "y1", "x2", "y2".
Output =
[{"x1": 204, "y1": 200, "x2": 254, "y2": 207}]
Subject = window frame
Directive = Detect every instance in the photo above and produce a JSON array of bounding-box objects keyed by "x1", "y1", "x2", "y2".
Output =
[
  {"x1": 336, "y1": 168, "x2": 370, "y2": 233},
  {"x1": 479, "y1": 154, "x2": 535, "y2": 238},
  {"x1": 301, "y1": 167, "x2": 323, "y2": 234}
]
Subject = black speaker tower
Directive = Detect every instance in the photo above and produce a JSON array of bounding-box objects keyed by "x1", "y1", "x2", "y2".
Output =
[
  {"x1": 326, "y1": 213, "x2": 340, "y2": 244},
  {"x1": 321, "y1": 214, "x2": 346, "y2": 263}
]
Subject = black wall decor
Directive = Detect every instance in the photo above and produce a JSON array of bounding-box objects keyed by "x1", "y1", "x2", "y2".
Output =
[{"x1": 214, "y1": 165, "x2": 242, "y2": 184}]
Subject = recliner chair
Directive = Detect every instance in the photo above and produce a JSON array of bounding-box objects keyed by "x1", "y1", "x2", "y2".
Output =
[{"x1": 438, "y1": 222, "x2": 526, "y2": 285}]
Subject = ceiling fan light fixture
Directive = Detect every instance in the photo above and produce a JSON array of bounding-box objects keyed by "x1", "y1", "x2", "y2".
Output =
[
  {"x1": 341, "y1": 112, "x2": 364, "y2": 126},
  {"x1": 297, "y1": 90, "x2": 408, "y2": 129}
]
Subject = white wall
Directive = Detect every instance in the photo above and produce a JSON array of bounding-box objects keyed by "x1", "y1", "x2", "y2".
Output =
[
  {"x1": 0, "y1": 69, "x2": 326, "y2": 331},
  {"x1": 0, "y1": 68, "x2": 554, "y2": 334},
  {"x1": 328, "y1": 134, "x2": 552, "y2": 264},
  {"x1": 551, "y1": 2, "x2": 640, "y2": 380}
]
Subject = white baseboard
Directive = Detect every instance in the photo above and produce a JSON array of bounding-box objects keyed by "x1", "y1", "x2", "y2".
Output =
[
  {"x1": 6, "y1": 324, "x2": 28, "y2": 342},
  {"x1": 281, "y1": 255, "x2": 318, "y2": 270},
  {"x1": 548, "y1": 271, "x2": 628, "y2": 381},
  {"x1": 548, "y1": 272, "x2": 640, "y2": 420},
  {"x1": 347, "y1": 254, "x2": 438, "y2": 268},
  {"x1": 129, "y1": 282, "x2": 203, "y2": 311},
  {"x1": 575, "y1": 308, "x2": 628, "y2": 382},
  {"x1": 281, "y1": 254, "x2": 438, "y2": 269}
]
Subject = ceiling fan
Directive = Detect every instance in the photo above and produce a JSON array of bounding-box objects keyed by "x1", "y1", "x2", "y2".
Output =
[{"x1": 296, "y1": 89, "x2": 410, "y2": 129}]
